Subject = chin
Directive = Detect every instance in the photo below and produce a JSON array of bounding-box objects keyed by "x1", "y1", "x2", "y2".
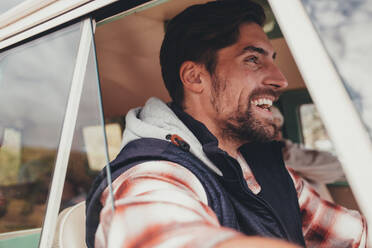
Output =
[
  {"x1": 245, "y1": 119, "x2": 278, "y2": 142},
  {"x1": 260, "y1": 124, "x2": 278, "y2": 141},
  {"x1": 221, "y1": 108, "x2": 278, "y2": 143}
]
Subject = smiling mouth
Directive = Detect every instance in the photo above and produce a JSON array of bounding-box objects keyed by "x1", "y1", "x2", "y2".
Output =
[{"x1": 251, "y1": 96, "x2": 275, "y2": 111}]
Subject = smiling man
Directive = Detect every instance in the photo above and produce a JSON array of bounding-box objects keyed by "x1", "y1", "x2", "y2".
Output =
[
  {"x1": 178, "y1": 22, "x2": 287, "y2": 159},
  {"x1": 86, "y1": 1, "x2": 367, "y2": 247}
]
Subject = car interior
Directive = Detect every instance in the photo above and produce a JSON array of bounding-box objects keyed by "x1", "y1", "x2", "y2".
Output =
[
  {"x1": 52, "y1": 0, "x2": 362, "y2": 246},
  {"x1": 0, "y1": 0, "x2": 362, "y2": 247},
  {"x1": 94, "y1": 0, "x2": 359, "y2": 209}
]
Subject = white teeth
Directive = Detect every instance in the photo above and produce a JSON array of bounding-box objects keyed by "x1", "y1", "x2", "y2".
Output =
[
  {"x1": 251, "y1": 98, "x2": 273, "y2": 107},
  {"x1": 265, "y1": 99, "x2": 273, "y2": 106}
]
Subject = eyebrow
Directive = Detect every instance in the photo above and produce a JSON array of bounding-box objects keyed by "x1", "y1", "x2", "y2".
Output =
[{"x1": 241, "y1": 45, "x2": 277, "y2": 59}]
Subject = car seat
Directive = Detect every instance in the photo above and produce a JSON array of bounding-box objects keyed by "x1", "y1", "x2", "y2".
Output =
[{"x1": 53, "y1": 201, "x2": 87, "y2": 248}]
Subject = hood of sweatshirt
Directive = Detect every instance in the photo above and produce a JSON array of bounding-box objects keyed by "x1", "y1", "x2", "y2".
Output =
[{"x1": 121, "y1": 97, "x2": 222, "y2": 175}]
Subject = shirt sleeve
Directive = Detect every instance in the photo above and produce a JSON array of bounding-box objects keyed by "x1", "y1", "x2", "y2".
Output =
[
  {"x1": 287, "y1": 168, "x2": 368, "y2": 248},
  {"x1": 283, "y1": 139, "x2": 346, "y2": 184},
  {"x1": 95, "y1": 160, "x2": 240, "y2": 248}
]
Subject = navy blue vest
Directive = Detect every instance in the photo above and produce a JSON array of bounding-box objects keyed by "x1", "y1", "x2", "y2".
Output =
[{"x1": 85, "y1": 105, "x2": 305, "y2": 247}]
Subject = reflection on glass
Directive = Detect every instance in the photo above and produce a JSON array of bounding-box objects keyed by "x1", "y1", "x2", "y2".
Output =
[
  {"x1": 299, "y1": 104, "x2": 335, "y2": 154},
  {"x1": 0, "y1": 128, "x2": 22, "y2": 185},
  {"x1": 300, "y1": 0, "x2": 372, "y2": 138},
  {"x1": 83, "y1": 123, "x2": 122, "y2": 171},
  {"x1": 60, "y1": 36, "x2": 126, "y2": 210},
  {"x1": 60, "y1": 41, "x2": 111, "y2": 210},
  {"x1": 0, "y1": 22, "x2": 82, "y2": 233},
  {"x1": 0, "y1": 0, "x2": 26, "y2": 15}
]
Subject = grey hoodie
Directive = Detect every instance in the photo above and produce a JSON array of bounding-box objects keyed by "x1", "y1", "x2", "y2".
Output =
[{"x1": 121, "y1": 97, "x2": 222, "y2": 176}]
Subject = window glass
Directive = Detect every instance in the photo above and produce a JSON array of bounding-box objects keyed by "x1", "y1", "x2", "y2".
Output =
[
  {"x1": 0, "y1": 128, "x2": 22, "y2": 185},
  {"x1": 0, "y1": 22, "x2": 82, "y2": 233},
  {"x1": 299, "y1": 104, "x2": 335, "y2": 154},
  {"x1": 0, "y1": 0, "x2": 25, "y2": 15},
  {"x1": 300, "y1": 0, "x2": 372, "y2": 139},
  {"x1": 60, "y1": 40, "x2": 116, "y2": 210},
  {"x1": 299, "y1": 103, "x2": 361, "y2": 209},
  {"x1": 83, "y1": 123, "x2": 122, "y2": 172}
]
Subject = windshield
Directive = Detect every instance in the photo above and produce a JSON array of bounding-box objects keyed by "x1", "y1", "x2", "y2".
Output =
[{"x1": 300, "y1": 0, "x2": 372, "y2": 139}]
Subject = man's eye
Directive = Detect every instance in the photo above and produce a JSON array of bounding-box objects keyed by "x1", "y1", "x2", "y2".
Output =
[{"x1": 245, "y1": 56, "x2": 258, "y2": 64}]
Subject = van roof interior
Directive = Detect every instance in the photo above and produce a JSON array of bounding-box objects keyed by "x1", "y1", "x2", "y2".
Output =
[{"x1": 94, "y1": 0, "x2": 306, "y2": 119}]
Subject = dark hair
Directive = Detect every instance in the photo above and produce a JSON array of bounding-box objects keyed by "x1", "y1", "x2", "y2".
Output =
[{"x1": 160, "y1": 0, "x2": 265, "y2": 106}]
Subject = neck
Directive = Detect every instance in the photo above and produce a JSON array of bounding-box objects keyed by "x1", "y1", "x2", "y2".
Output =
[
  {"x1": 216, "y1": 137, "x2": 242, "y2": 159},
  {"x1": 213, "y1": 133, "x2": 243, "y2": 159},
  {"x1": 183, "y1": 101, "x2": 243, "y2": 159}
]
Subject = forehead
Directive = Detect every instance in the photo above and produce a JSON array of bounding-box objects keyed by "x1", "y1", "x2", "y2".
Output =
[{"x1": 221, "y1": 22, "x2": 274, "y2": 56}]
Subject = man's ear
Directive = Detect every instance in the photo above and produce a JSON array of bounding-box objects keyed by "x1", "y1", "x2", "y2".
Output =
[{"x1": 179, "y1": 61, "x2": 204, "y2": 94}]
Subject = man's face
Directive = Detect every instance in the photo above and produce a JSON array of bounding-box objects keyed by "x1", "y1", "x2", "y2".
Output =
[{"x1": 204, "y1": 23, "x2": 288, "y2": 143}]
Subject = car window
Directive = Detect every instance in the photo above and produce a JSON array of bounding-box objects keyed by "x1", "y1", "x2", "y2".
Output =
[
  {"x1": 299, "y1": 103, "x2": 335, "y2": 154},
  {"x1": 59, "y1": 42, "x2": 119, "y2": 210},
  {"x1": 0, "y1": 21, "x2": 82, "y2": 234},
  {"x1": 83, "y1": 123, "x2": 122, "y2": 171},
  {"x1": 0, "y1": 0, "x2": 25, "y2": 15},
  {"x1": 300, "y1": 0, "x2": 372, "y2": 139}
]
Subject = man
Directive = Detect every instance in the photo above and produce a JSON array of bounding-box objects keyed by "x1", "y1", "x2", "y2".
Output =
[{"x1": 86, "y1": 1, "x2": 367, "y2": 247}]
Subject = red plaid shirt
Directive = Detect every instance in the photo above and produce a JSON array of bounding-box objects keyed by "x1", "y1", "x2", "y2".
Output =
[{"x1": 96, "y1": 159, "x2": 367, "y2": 248}]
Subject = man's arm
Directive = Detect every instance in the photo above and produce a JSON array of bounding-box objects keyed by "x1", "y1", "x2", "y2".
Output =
[
  {"x1": 283, "y1": 139, "x2": 346, "y2": 184},
  {"x1": 96, "y1": 161, "x2": 298, "y2": 248},
  {"x1": 288, "y1": 168, "x2": 368, "y2": 248}
]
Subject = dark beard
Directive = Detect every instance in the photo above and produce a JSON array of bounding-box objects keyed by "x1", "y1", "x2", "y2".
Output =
[
  {"x1": 221, "y1": 102, "x2": 279, "y2": 143},
  {"x1": 210, "y1": 75, "x2": 280, "y2": 143}
]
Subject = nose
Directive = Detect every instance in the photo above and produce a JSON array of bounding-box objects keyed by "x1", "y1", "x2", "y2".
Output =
[{"x1": 262, "y1": 63, "x2": 288, "y2": 90}]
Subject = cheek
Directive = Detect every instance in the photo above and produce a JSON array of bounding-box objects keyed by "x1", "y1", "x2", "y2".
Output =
[
  {"x1": 232, "y1": 72, "x2": 258, "y2": 107},
  {"x1": 221, "y1": 85, "x2": 241, "y2": 109},
  {"x1": 214, "y1": 68, "x2": 256, "y2": 111},
  {"x1": 236, "y1": 86, "x2": 255, "y2": 111}
]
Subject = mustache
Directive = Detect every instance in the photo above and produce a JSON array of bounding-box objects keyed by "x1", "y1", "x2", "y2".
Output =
[{"x1": 249, "y1": 88, "x2": 281, "y2": 101}]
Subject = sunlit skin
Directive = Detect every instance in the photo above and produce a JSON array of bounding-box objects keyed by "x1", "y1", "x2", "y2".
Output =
[{"x1": 181, "y1": 23, "x2": 288, "y2": 158}]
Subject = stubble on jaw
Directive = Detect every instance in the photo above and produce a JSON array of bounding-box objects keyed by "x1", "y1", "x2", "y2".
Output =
[
  {"x1": 222, "y1": 109, "x2": 278, "y2": 143},
  {"x1": 210, "y1": 73, "x2": 227, "y2": 114},
  {"x1": 209, "y1": 75, "x2": 279, "y2": 144}
]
